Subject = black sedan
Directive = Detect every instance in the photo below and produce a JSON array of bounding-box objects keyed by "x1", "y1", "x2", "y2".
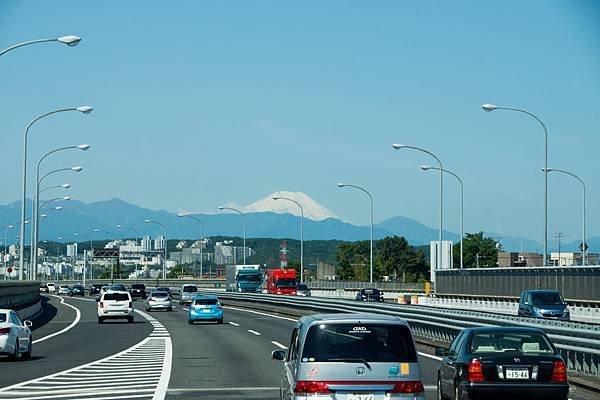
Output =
[
  {"x1": 70, "y1": 284, "x2": 85, "y2": 296},
  {"x1": 130, "y1": 283, "x2": 147, "y2": 299},
  {"x1": 436, "y1": 326, "x2": 569, "y2": 400},
  {"x1": 355, "y1": 287, "x2": 384, "y2": 302}
]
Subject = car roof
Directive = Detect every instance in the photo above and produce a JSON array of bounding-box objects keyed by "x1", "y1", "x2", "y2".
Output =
[
  {"x1": 523, "y1": 290, "x2": 560, "y2": 294},
  {"x1": 193, "y1": 295, "x2": 218, "y2": 300},
  {"x1": 298, "y1": 313, "x2": 408, "y2": 326},
  {"x1": 463, "y1": 326, "x2": 545, "y2": 334},
  {"x1": 103, "y1": 290, "x2": 130, "y2": 295}
]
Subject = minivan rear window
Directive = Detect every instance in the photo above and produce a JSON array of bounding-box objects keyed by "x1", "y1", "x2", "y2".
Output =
[
  {"x1": 302, "y1": 323, "x2": 417, "y2": 363},
  {"x1": 194, "y1": 298, "x2": 218, "y2": 305},
  {"x1": 103, "y1": 293, "x2": 130, "y2": 301},
  {"x1": 183, "y1": 285, "x2": 198, "y2": 292}
]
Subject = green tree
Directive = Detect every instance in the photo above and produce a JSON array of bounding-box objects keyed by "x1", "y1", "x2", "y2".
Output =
[
  {"x1": 454, "y1": 232, "x2": 498, "y2": 268},
  {"x1": 374, "y1": 236, "x2": 428, "y2": 282}
]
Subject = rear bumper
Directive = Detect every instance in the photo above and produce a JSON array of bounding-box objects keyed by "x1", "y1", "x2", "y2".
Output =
[
  {"x1": 189, "y1": 310, "x2": 223, "y2": 320},
  {"x1": 98, "y1": 309, "x2": 133, "y2": 318},
  {"x1": 460, "y1": 382, "x2": 569, "y2": 399},
  {"x1": 147, "y1": 302, "x2": 171, "y2": 309}
]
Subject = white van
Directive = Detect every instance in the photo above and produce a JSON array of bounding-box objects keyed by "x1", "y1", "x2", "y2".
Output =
[{"x1": 46, "y1": 283, "x2": 56, "y2": 293}]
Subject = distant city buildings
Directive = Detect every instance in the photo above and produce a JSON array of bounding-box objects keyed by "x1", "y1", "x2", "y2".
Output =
[
  {"x1": 549, "y1": 252, "x2": 599, "y2": 267},
  {"x1": 214, "y1": 241, "x2": 253, "y2": 265}
]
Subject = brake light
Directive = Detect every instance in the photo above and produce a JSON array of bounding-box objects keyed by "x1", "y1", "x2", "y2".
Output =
[
  {"x1": 467, "y1": 359, "x2": 485, "y2": 382},
  {"x1": 551, "y1": 360, "x2": 567, "y2": 382},
  {"x1": 293, "y1": 381, "x2": 331, "y2": 394},
  {"x1": 0, "y1": 327, "x2": 10, "y2": 335},
  {"x1": 390, "y1": 381, "x2": 424, "y2": 394}
]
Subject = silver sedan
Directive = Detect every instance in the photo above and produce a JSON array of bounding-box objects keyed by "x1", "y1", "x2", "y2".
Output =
[{"x1": 145, "y1": 291, "x2": 173, "y2": 312}]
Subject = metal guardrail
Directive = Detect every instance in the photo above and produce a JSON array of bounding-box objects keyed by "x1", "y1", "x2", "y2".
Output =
[
  {"x1": 211, "y1": 292, "x2": 600, "y2": 377},
  {"x1": 0, "y1": 282, "x2": 41, "y2": 310},
  {"x1": 308, "y1": 280, "x2": 426, "y2": 291},
  {"x1": 49, "y1": 278, "x2": 226, "y2": 289}
]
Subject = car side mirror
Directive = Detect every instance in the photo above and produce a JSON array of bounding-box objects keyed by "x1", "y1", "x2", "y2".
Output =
[
  {"x1": 435, "y1": 347, "x2": 448, "y2": 357},
  {"x1": 24, "y1": 320, "x2": 33, "y2": 327},
  {"x1": 271, "y1": 350, "x2": 286, "y2": 361}
]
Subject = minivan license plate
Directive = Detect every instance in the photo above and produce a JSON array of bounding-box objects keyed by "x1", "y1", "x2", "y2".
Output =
[
  {"x1": 506, "y1": 368, "x2": 529, "y2": 379},
  {"x1": 348, "y1": 395, "x2": 374, "y2": 400}
]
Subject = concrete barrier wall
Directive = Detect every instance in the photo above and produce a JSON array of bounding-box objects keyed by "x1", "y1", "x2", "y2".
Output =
[{"x1": 0, "y1": 281, "x2": 40, "y2": 309}]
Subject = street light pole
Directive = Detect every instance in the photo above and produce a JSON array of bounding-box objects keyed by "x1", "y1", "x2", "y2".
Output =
[
  {"x1": 421, "y1": 166, "x2": 463, "y2": 269},
  {"x1": 482, "y1": 104, "x2": 549, "y2": 266},
  {"x1": 218, "y1": 206, "x2": 247, "y2": 265},
  {"x1": 1, "y1": 35, "x2": 81, "y2": 57},
  {"x1": 116, "y1": 225, "x2": 141, "y2": 276},
  {"x1": 272, "y1": 197, "x2": 305, "y2": 282},
  {"x1": 144, "y1": 220, "x2": 167, "y2": 279},
  {"x1": 544, "y1": 168, "x2": 587, "y2": 266},
  {"x1": 74, "y1": 233, "x2": 93, "y2": 286},
  {"x1": 337, "y1": 183, "x2": 374, "y2": 282},
  {"x1": 177, "y1": 214, "x2": 205, "y2": 278},
  {"x1": 33, "y1": 197, "x2": 70, "y2": 279},
  {"x1": 33, "y1": 166, "x2": 83, "y2": 274},
  {"x1": 393, "y1": 144, "x2": 444, "y2": 278},
  {"x1": 19, "y1": 106, "x2": 92, "y2": 280}
]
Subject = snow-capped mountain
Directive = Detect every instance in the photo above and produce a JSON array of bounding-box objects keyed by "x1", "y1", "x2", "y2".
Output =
[{"x1": 243, "y1": 191, "x2": 338, "y2": 221}]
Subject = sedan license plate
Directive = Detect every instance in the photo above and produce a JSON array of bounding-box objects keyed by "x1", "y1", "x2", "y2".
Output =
[
  {"x1": 348, "y1": 395, "x2": 374, "y2": 400},
  {"x1": 506, "y1": 368, "x2": 530, "y2": 379},
  {"x1": 202, "y1": 309, "x2": 212, "y2": 313}
]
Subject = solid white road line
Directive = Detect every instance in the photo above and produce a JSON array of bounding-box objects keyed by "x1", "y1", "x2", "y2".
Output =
[
  {"x1": 167, "y1": 387, "x2": 280, "y2": 392},
  {"x1": 247, "y1": 329, "x2": 261, "y2": 336},
  {"x1": 224, "y1": 304, "x2": 444, "y2": 361},
  {"x1": 228, "y1": 321, "x2": 240, "y2": 326},
  {"x1": 271, "y1": 341, "x2": 288, "y2": 349},
  {"x1": 33, "y1": 295, "x2": 81, "y2": 344}
]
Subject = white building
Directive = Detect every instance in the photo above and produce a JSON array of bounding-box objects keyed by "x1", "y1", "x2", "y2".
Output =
[
  {"x1": 430, "y1": 240, "x2": 453, "y2": 283},
  {"x1": 67, "y1": 244, "x2": 78, "y2": 257},
  {"x1": 550, "y1": 252, "x2": 599, "y2": 267},
  {"x1": 154, "y1": 236, "x2": 165, "y2": 250},
  {"x1": 142, "y1": 236, "x2": 153, "y2": 251}
]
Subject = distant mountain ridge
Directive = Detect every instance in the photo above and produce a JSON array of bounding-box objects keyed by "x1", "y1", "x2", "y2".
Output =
[{"x1": 0, "y1": 197, "x2": 596, "y2": 253}]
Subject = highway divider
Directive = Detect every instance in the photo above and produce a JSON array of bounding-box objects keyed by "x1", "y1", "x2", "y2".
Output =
[
  {"x1": 0, "y1": 281, "x2": 41, "y2": 320},
  {"x1": 208, "y1": 291, "x2": 600, "y2": 378}
]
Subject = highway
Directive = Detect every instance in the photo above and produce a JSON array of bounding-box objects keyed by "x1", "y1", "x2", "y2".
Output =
[{"x1": 0, "y1": 295, "x2": 596, "y2": 400}]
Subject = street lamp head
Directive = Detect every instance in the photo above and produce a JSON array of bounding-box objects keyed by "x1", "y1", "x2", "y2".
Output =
[
  {"x1": 272, "y1": 197, "x2": 280, "y2": 200},
  {"x1": 144, "y1": 219, "x2": 151, "y2": 223},
  {"x1": 421, "y1": 165, "x2": 433, "y2": 171},
  {"x1": 8, "y1": 225, "x2": 14, "y2": 229},
  {"x1": 336, "y1": 183, "x2": 346, "y2": 188},
  {"x1": 24, "y1": 220, "x2": 30, "y2": 224},
  {"x1": 218, "y1": 206, "x2": 225, "y2": 210},
  {"x1": 177, "y1": 213, "x2": 185, "y2": 217},
  {"x1": 116, "y1": 225, "x2": 122, "y2": 228},
  {"x1": 54, "y1": 206, "x2": 63, "y2": 211},
  {"x1": 76, "y1": 106, "x2": 93, "y2": 114},
  {"x1": 542, "y1": 167, "x2": 553, "y2": 172},
  {"x1": 481, "y1": 103, "x2": 498, "y2": 112},
  {"x1": 392, "y1": 144, "x2": 406, "y2": 150},
  {"x1": 62, "y1": 196, "x2": 71, "y2": 201},
  {"x1": 40, "y1": 214, "x2": 48, "y2": 218},
  {"x1": 77, "y1": 144, "x2": 91, "y2": 150},
  {"x1": 57, "y1": 35, "x2": 82, "y2": 46},
  {"x1": 61, "y1": 184, "x2": 71, "y2": 188},
  {"x1": 71, "y1": 166, "x2": 83, "y2": 172}
]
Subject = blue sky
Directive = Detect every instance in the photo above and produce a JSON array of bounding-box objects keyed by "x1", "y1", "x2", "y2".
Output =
[{"x1": 1, "y1": 1, "x2": 599, "y2": 243}]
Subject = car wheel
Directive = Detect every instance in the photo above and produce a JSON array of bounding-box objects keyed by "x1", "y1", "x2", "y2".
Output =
[
  {"x1": 217, "y1": 319, "x2": 223, "y2": 324},
  {"x1": 145, "y1": 307, "x2": 150, "y2": 312},
  {"x1": 9, "y1": 339, "x2": 19, "y2": 361},
  {"x1": 128, "y1": 317, "x2": 134, "y2": 323},
  {"x1": 98, "y1": 317, "x2": 104, "y2": 324},
  {"x1": 453, "y1": 381, "x2": 462, "y2": 400},
  {"x1": 23, "y1": 338, "x2": 32, "y2": 360},
  {"x1": 188, "y1": 320, "x2": 193, "y2": 325}
]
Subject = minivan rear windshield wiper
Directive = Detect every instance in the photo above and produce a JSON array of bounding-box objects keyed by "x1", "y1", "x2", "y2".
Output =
[{"x1": 327, "y1": 358, "x2": 372, "y2": 370}]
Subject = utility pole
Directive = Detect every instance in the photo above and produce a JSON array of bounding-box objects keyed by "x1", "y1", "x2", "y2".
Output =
[{"x1": 553, "y1": 232, "x2": 567, "y2": 266}]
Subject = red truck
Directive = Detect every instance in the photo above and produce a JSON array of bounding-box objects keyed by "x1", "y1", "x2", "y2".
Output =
[{"x1": 266, "y1": 269, "x2": 297, "y2": 295}]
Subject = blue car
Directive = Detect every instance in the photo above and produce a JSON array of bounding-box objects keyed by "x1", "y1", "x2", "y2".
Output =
[{"x1": 188, "y1": 295, "x2": 224, "y2": 324}]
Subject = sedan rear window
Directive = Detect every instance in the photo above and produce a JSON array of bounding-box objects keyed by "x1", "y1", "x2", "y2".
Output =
[
  {"x1": 103, "y1": 293, "x2": 130, "y2": 301},
  {"x1": 194, "y1": 298, "x2": 218, "y2": 305},
  {"x1": 470, "y1": 332, "x2": 554, "y2": 354},
  {"x1": 302, "y1": 323, "x2": 417, "y2": 363},
  {"x1": 151, "y1": 292, "x2": 169, "y2": 298}
]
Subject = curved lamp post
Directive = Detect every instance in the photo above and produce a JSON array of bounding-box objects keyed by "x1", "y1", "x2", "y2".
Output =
[
  {"x1": 1, "y1": 35, "x2": 81, "y2": 57},
  {"x1": 337, "y1": 183, "x2": 374, "y2": 282},
  {"x1": 32, "y1": 166, "x2": 83, "y2": 273},
  {"x1": 544, "y1": 168, "x2": 587, "y2": 266},
  {"x1": 177, "y1": 213, "x2": 205, "y2": 278},
  {"x1": 421, "y1": 166, "x2": 463, "y2": 269},
  {"x1": 272, "y1": 197, "x2": 305, "y2": 282},
  {"x1": 393, "y1": 144, "x2": 444, "y2": 276},
  {"x1": 218, "y1": 206, "x2": 247, "y2": 265},
  {"x1": 482, "y1": 103, "x2": 549, "y2": 266},
  {"x1": 19, "y1": 106, "x2": 93, "y2": 280},
  {"x1": 145, "y1": 220, "x2": 167, "y2": 279}
]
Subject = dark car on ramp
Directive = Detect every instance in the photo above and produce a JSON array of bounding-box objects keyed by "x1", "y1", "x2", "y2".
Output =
[
  {"x1": 130, "y1": 283, "x2": 147, "y2": 299},
  {"x1": 518, "y1": 290, "x2": 570, "y2": 321},
  {"x1": 91, "y1": 284, "x2": 104, "y2": 296},
  {"x1": 436, "y1": 326, "x2": 568, "y2": 400},
  {"x1": 70, "y1": 284, "x2": 85, "y2": 296},
  {"x1": 355, "y1": 287, "x2": 385, "y2": 302}
]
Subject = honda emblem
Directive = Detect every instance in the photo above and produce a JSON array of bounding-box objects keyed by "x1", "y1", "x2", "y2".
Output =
[{"x1": 356, "y1": 367, "x2": 366, "y2": 376}]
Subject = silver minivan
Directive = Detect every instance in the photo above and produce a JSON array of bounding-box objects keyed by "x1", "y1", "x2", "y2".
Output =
[{"x1": 272, "y1": 313, "x2": 425, "y2": 400}]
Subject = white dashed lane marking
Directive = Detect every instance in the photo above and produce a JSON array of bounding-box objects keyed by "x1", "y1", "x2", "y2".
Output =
[
  {"x1": 228, "y1": 321, "x2": 239, "y2": 326},
  {"x1": 0, "y1": 309, "x2": 172, "y2": 400},
  {"x1": 271, "y1": 341, "x2": 288, "y2": 349},
  {"x1": 247, "y1": 329, "x2": 261, "y2": 336}
]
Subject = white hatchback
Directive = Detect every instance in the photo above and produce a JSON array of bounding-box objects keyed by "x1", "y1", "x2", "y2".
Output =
[
  {"x1": 97, "y1": 291, "x2": 134, "y2": 324},
  {"x1": 0, "y1": 309, "x2": 32, "y2": 361},
  {"x1": 46, "y1": 283, "x2": 56, "y2": 293}
]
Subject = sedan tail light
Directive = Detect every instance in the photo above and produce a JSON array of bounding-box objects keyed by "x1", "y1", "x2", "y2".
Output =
[
  {"x1": 551, "y1": 360, "x2": 567, "y2": 382},
  {"x1": 293, "y1": 381, "x2": 424, "y2": 395},
  {"x1": 390, "y1": 381, "x2": 424, "y2": 394},
  {"x1": 0, "y1": 327, "x2": 10, "y2": 335},
  {"x1": 467, "y1": 359, "x2": 485, "y2": 382}
]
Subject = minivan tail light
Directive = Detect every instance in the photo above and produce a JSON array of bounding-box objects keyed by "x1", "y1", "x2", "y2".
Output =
[
  {"x1": 551, "y1": 360, "x2": 567, "y2": 382},
  {"x1": 0, "y1": 327, "x2": 10, "y2": 335},
  {"x1": 467, "y1": 359, "x2": 485, "y2": 382},
  {"x1": 294, "y1": 381, "x2": 331, "y2": 394},
  {"x1": 390, "y1": 381, "x2": 425, "y2": 394}
]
